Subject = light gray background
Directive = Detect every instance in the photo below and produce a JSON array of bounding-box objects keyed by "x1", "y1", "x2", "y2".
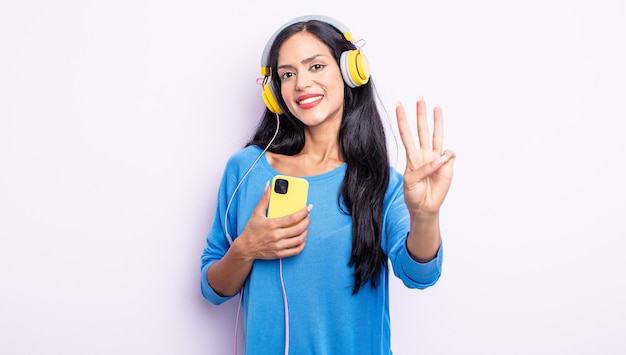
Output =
[{"x1": 1, "y1": 0, "x2": 625, "y2": 354}]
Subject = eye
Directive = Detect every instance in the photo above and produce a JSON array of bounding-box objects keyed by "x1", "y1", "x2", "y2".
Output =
[
  {"x1": 311, "y1": 63, "x2": 326, "y2": 71},
  {"x1": 279, "y1": 71, "x2": 295, "y2": 81}
]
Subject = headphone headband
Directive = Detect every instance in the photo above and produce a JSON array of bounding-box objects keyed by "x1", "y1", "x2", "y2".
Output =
[{"x1": 260, "y1": 15, "x2": 355, "y2": 77}]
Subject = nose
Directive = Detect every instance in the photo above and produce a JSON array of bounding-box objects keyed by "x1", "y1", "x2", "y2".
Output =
[{"x1": 295, "y1": 71, "x2": 312, "y2": 91}]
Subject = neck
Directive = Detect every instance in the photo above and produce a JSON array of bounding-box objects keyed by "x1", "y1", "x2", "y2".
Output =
[
  {"x1": 301, "y1": 132, "x2": 341, "y2": 162},
  {"x1": 301, "y1": 110, "x2": 343, "y2": 160},
  {"x1": 265, "y1": 125, "x2": 344, "y2": 177}
]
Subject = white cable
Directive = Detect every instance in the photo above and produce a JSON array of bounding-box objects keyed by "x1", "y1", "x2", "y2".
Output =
[
  {"x1": 279, "y1": 258, "x2": 289, "y2": 355},
  {"x1": 224, "y1": 114, "x2": 280, "y2": 245},
  {"x1": 227, "y1": 114, "x2": 281, "y2": 355}
]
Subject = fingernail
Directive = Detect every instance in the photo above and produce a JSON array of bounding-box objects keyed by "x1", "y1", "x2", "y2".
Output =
[
  {"x1": 307, "y1": 204, "x2": 314, "y2": 212},
  {"x1": 432, "y1": 155, "x2": 449, "y2": 167}
]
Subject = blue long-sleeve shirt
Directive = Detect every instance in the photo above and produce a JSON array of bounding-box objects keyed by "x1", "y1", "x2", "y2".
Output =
[{"x1": 201, "y1": 145, "x2": 443, "y2": 354}]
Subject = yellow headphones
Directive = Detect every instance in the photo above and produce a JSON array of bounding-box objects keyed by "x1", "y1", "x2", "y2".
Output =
[{"x1": 260, "y1": 15, "x2": 371, "y2": 114}]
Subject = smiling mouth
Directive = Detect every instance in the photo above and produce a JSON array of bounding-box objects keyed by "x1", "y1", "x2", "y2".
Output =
[{"x1": 297, "y1": 96, "x2": 323, "y2": 105}]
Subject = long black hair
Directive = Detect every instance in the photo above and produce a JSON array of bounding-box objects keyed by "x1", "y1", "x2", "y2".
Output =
[{"x1": 247, "y1": 19, "x2": 390, "y2": 294}]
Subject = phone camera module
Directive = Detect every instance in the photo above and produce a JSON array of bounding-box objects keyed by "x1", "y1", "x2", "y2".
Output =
[{"x1": 274, "y1": 178, "x2": 289, "y2": 194}]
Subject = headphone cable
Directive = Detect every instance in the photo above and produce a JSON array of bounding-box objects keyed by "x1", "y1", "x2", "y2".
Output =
[
  {"x1": 228, "y1": 113, "x2": 281, "y2": 355},
  {"x1": 224, "y1": 113, "x2": 280, "y2": 245}
]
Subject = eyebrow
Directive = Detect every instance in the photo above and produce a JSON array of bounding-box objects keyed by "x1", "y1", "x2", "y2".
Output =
[{"x1": 277, "y1": 54, "x2": 324, "y2": 70}]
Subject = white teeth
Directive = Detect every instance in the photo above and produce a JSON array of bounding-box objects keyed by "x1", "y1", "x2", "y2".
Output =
[{"x1": 298, "y1": 96, "x2": 322, "y2": 105}]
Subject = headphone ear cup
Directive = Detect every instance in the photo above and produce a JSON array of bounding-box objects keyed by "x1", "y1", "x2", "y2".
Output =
[
  {"x1": 340, "y1": 49, "x2": 370, "y2": 88},
  {"x1": 262, "y1": 82, "x2": 283, "y2": 114}
]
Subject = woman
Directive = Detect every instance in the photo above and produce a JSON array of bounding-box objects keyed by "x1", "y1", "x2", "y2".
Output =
[{"x1": 201, "y1": 15, "x2": 455, "y2": 354}]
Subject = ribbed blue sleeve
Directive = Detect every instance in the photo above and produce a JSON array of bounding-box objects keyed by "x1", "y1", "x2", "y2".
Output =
[
  {"x1": 200, "y1": 165, "x2": 236, "y2": 305},
  {"x1": 200, "y1": 147, "x2": 266, "y2": 305},
  {"x1": 395, "y1": 241, "x2": 443, "y2": 289}
]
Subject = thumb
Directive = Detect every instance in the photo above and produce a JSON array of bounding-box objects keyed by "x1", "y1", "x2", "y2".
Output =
[
  {"x1": 254, "y1": 181, "x2": 271, "y2": 215},
  {"x1": 407, "y1": 151, "x2": 454, "y2": 182}
]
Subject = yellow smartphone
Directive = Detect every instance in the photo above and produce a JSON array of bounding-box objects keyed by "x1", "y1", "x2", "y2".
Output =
[{"x1": 267, "y1": 175, "x2": 309, "y2": 219}]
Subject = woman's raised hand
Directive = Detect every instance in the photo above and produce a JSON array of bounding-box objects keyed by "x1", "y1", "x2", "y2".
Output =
[{"x1": 396, "y1": 98, "x2": 455, "y2": 215}]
